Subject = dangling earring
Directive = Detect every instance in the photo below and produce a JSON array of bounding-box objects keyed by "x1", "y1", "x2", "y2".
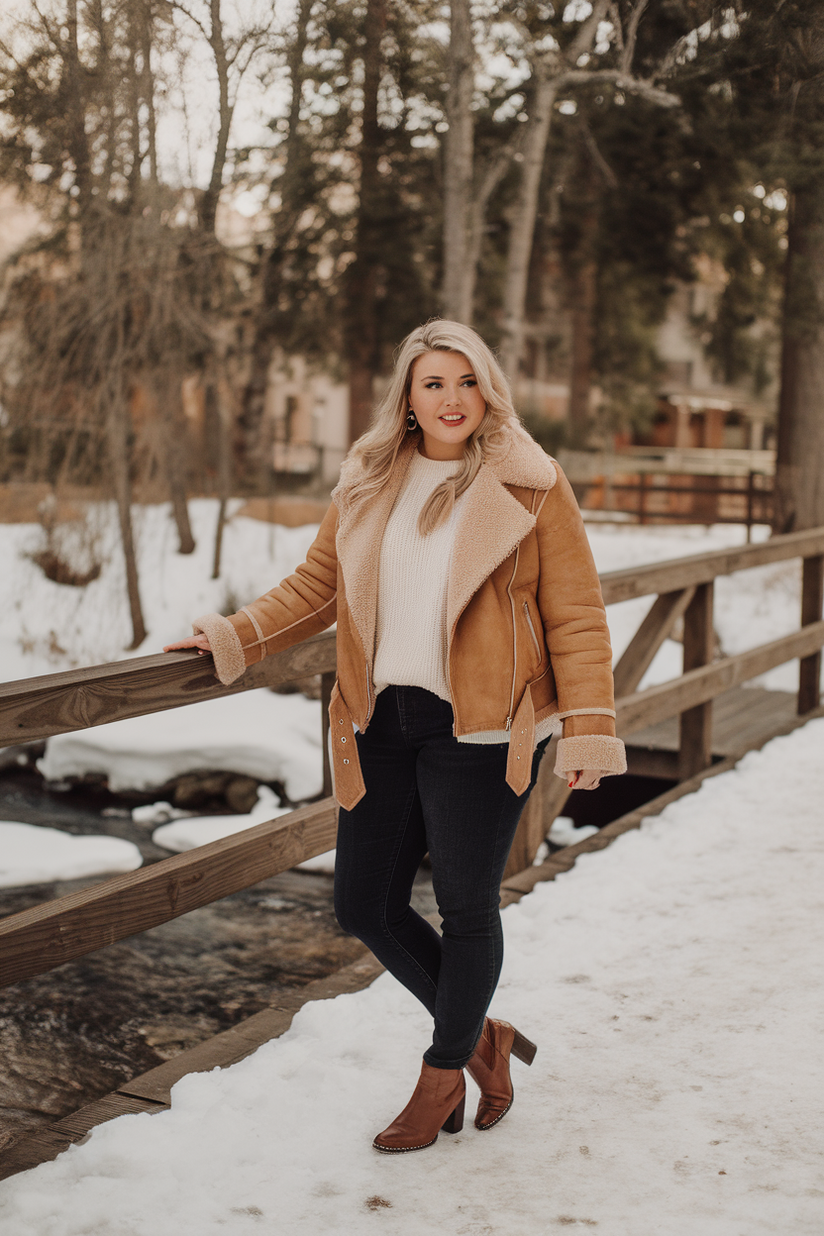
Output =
[{"x1": 406, "y1": 409, "x2": 418, "y2": 431}]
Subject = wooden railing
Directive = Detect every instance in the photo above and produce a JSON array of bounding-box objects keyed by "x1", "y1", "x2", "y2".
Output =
[{"x1": 1, "y1": 527, "x2": 822, "y2": 993}]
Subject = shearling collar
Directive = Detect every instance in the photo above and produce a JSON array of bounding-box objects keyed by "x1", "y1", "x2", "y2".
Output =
[
  {"x1": 333, "y1": 421, "x2": 557, "y2": 504},
  {"x1": 332, "y1": 425, "x2": 558, "y2": 667}
]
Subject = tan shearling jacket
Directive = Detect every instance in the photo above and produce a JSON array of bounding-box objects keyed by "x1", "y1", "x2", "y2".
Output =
[{"x1": 194, "y1": 428, "x2": 626, "y2": 811}]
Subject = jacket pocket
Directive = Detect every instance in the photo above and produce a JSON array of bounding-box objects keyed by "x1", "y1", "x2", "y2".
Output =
[{"x1": 523, "y1": 601, "x2": 542, "y2": 666}]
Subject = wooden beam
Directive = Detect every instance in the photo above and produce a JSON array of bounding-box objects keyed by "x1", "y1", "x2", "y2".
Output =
[
  {"x1": 616, "y1": 620, "x2": 824, "y2": 736},
  {"x1": 599, "y1": 527, "x2": 824, "y2": 605},
  {"x1": 612, "y1": 586, "x2": 696, "y2": 699},
  {"x1": 0, "y1": 630, "x2": 337, "y2": 747},
  {"x1": 679, "y1": 582, "x2": 714, "y2": 780},
  {"x1": 0, "y1": 798, "x2": 338, "y2": 990},
  {"x1": 799, "y1": 554, "x2": 824, "y2": 714}
]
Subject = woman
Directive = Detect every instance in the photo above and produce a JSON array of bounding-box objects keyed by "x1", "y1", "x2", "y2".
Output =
[{"x1": 165, "y1": 320, "x2": 625, "y2": 1153}]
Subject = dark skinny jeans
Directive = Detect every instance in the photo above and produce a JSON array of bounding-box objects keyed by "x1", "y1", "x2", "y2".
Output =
[{"x1": 334, "y1": 685, "x2": 549, "y2": 1070}]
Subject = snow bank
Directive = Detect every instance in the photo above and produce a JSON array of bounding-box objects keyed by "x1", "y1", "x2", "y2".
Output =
[
  {"x1": 2, "y1": 717, "x2": 822, "y2": 1236},
  {"x1": 0, "y1": 500, "x2": 321, "y2": 682},
  {"x1": 151, "y1": 786, "x2": 336, "y2": 874},
  {"x1": 0, "y1": 821, "x2": 142, "y2": 888},
  {"x1": 37, "y1": 688, "x2": 323, "y2": 802}
]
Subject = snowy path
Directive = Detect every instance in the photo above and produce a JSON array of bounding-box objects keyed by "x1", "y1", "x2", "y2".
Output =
[{"x1": 2, "y1": 718, "x2": 822, "y2": 1235}]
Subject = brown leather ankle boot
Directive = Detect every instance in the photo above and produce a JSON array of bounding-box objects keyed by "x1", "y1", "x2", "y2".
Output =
[
  {"x1": 372, "y1": 1061, "x2": 466, "y2": 1153},
  {"x1": 465, "y1": 1018, "x2": 537, "y2": 1130}
]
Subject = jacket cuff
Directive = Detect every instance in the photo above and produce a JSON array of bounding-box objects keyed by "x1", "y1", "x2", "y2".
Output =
[
  {"x1": 192, "y1": 612, "x2": 246, "y2": 685},
  {"x1": 554, "y1": 734, "x2": 627, "y2": 779}
]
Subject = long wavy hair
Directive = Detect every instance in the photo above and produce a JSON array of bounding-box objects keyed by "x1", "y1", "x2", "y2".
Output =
[{"x1": 340, "y1": 320, "x2": 522, "y2": 534}]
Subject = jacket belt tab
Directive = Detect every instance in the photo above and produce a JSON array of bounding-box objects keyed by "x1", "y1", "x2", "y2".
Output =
[
  {"x1": 506, "y1": 686, "x2": 536, "y2": 797},
  {"x1": 328, "y1": 680, "x2": 366, "y2": 812}
]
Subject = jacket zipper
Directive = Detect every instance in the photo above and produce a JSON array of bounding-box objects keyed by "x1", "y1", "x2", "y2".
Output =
[
  {"x1": 504, "y1": 547, "x2": 521, "y2": 729},
  {"x1": 364, "y1": 663, "x2": 373, "y2": 725},
  {"x1": 523, "y1": 601, "x2": 542, "y2": 663}
]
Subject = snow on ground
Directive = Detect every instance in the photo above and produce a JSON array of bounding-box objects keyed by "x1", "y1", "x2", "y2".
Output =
[
  {"x1": 0, "y1": 821, "x2": 141, "y2": 888},
  {"x1": 1, "y1": 717, "x2": 822, "y2": 1236}
]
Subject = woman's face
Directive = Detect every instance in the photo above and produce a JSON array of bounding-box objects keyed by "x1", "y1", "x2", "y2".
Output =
[{"x1": 408, "y1": 350, "x2": 486, "y2": 460}]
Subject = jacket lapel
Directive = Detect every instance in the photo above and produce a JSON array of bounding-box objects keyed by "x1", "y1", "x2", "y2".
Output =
[{"x1": 446, "y1": 466, "x2": 537, "y2": 637}]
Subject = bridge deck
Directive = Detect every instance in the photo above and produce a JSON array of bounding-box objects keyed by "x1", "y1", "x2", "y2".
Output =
[{"x1": 625, "y1": 684, "x2": 798, "y2": 779}]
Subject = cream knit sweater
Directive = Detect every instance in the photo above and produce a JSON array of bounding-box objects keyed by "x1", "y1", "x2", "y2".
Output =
[
  {"x1": 373, "y1": 450, "x2": 463, "y2": 704},
  {"x1": 373, "y1": 449, "x2": 557, "y2": 747}
]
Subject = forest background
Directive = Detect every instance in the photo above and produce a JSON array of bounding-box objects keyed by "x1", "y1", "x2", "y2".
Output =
[{"x1": 1, "y1": 0, "x2": 823, "y2": 649}]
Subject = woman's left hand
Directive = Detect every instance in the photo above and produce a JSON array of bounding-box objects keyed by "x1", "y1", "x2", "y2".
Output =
[{"x1": 567, "y1": 769, "x2": 602, "y2": 791}]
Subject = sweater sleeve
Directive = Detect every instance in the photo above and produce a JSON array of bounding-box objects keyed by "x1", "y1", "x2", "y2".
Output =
[{"x1": 193, "y1": 500, "x2": 339, "y2": 685}]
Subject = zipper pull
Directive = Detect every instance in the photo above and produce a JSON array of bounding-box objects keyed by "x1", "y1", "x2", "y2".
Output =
[{"x1": 505, "y1": 715, "x2": 512, "y2": 731}]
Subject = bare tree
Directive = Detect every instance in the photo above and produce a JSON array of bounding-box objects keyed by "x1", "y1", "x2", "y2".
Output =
[
  {"x1": 441, "y1": 0, "x2": 475, "y2": 322},
  {"x1": 172, "y1": 0, "x2": 276, "y2": 235}
]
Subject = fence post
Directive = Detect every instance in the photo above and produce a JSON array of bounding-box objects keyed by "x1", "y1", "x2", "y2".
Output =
[
  {"x1": 746, "y1": 471, "x2": 755, "y2": 544},
  {"x1": 678, "y1": 581, "x2": 715, "y2": 780},
  {"x1": 799, "y1": 554, "x2": 824, "y2": 714}
]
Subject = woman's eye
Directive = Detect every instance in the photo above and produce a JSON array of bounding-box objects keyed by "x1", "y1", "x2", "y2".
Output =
[
  {"x1": 425, "y1": 382, "x2": 442, "y2": 389},
  {"x1": 462, "y1": 380, "x2": 477, "y2": 387}
]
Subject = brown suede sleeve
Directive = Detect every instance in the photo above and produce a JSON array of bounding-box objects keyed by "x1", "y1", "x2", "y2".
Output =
[
  {"x1": 203, "y1": 501, "x2": 339, "y2": 683},
  {"x1": 536, "y1": 466, "x2": 624, "y2": 772}
]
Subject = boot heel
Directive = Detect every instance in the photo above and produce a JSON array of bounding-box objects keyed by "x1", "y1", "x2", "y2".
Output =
[
  {"x1": 511, "y1": 1028, "x2": 537, "y2": 1066},
  {"x1": 441, "y1": 1094, "x2": 465, "y2": 1135}
]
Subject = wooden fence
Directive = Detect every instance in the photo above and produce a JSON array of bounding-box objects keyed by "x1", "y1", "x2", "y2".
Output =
[{"x1": 0, "y1": 526, "x2": 822, "y2": 995}]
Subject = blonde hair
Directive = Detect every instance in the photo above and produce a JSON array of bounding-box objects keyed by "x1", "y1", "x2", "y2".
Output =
[{"x1": 341, "y1": 320, "x2": 521, "y2": 534}]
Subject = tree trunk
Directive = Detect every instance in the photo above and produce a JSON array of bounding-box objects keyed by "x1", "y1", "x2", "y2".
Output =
[
  {"x1": 212, "y1": 372, "x2": 234, "y2": 578},
  {"x1": 346, "y1": 0, "x2": 387, "y2": 444},
  {"x1": 774, "y1": 182, "x2": 824, "y2": 533},
  {"x1": 239, "y1": 0, "x2": 313, "y2": 476},
  {"x1": 500, "y1": 71, "x2": 558, "y2": 382},
  {"x1": 199, "y1": 0, "x2": 232, "y2": 236},
  {"x1": 107, "y1": 391, "x2": 147, "y2": 649},
  {"x1": 566, "y1": 161, "x2": 601, "y2": 445},
  {"x1": 441, "y1": 0, "x2": 475, "y2": 322},
  {"x1": 163, "y1": 393, "x2": 196, "y2": 554}
]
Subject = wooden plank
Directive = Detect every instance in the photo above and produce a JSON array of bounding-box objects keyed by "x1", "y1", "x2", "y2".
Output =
[
  {"x1": 612, "y1": 586, "x2": 696, "y2": 699},
  {"x1": 625, "y1": 747, "x2": 679, "y2": 779},
  {"x1": 0, "y1": 1094, "x2": 164, "y2": 1182},
  {"x1": 616, "y1": 620, "x2": 824, "y2": 736},
  {"x1": 0, "y1": 629, "x2": 337, "y2": 746},
  {"x1": 0, "y1": 797, "x2": 338, "y2": 990},
  {"x1": 679, "y1": 582, "x2": 714, "y2": 780},
  {"x1": 799, "y1": 553, "x2": 824, "y2": 714},
  {"x1": 599, "y1": 527, "x2": 824, "y2": 606}
]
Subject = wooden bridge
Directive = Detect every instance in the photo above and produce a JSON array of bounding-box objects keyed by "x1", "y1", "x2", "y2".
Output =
[{"x1": 0, "y1": 525, "x2": 822, "y2": 1180}]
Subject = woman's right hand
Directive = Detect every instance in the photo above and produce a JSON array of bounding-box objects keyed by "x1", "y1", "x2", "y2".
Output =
[{"x1": 163, "y1": 633, "x2": 213, "y2": 655}]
